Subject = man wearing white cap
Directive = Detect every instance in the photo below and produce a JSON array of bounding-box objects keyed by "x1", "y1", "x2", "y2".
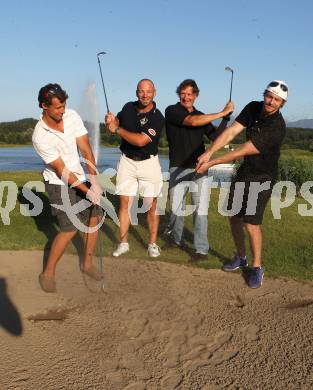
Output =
[{"x1": 196, "y1": 80, "x2": 288, "y2": 288}]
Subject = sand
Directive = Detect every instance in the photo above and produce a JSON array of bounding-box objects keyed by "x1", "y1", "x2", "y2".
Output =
[{"x1": 0, "y1": 250, "x2": 312, "y2": 390}]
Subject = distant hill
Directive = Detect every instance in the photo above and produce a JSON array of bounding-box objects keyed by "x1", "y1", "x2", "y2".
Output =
[
  {"x1": 0, "y1": 118, "x2": 37, "y2": 132},
  {"x1": 215, "y1": 118, "x2": 313, "y2": 129},
  {"x1": 0, "y1": 118, "x2": 37, "y2": 144},
  {"x1": 287, "y1": 119, "x2": 313, "y2": 129}
]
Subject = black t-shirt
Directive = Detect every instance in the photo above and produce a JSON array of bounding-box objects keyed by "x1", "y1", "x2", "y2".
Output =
[
  {"x1": 235, "y1": 101, "x2": 286, "y2": 180},
  {"x1": 117, "y1": 101, "x2": 164, "y2": 157},
  {"x1": 165, "y1": 103, "x2": 220, "y2": 168}
]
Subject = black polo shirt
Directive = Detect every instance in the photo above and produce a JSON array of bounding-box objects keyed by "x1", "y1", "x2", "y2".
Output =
[
  {"x1": 117, "y1": 101, "x2": 164, "y2": 158},
  {"x1": 235, "y1": 101, "x2": 286, "y2": 181},
  {"x1": 165, "y1": 103, "x2": 221, "y2": 168}
]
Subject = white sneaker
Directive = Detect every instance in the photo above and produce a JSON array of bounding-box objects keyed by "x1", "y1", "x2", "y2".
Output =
[
  {"x1": 113, "y1": 242, "x2": 129, "y2": 257},
  {"x1": 148, "y1": 243, "x2": 161, "y2": 258}
]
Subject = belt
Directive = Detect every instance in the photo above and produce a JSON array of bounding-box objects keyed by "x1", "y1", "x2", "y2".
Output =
[{"x1": 124, "y1": 153, "x2": 155, "y2": 161}]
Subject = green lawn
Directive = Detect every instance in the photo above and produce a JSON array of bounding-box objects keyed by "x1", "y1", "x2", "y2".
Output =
[
  {"x1": 281, "y1": 148, "x2": 313, "y2": 161},
  {"x1": 0, "y1": 171, "x2": 312, "y2": 280},
  {"x1": 0, "y1": 143, "x2": 32, "y2": 148}
]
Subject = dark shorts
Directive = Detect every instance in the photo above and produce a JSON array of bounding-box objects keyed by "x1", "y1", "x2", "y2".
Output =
[
  {"x1": 45, "y1": 182, "x2": 102, "y2": 232},
  {"x1": 226, "y1": 178, "x2": 274, "y2": 225}
]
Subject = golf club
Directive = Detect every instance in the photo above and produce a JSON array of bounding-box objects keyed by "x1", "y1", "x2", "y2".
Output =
[
  {"x1": 97, "y1": 213, "x2": 105, "y2": 292},
  {"x1": 81, "y1": 177, "x2": 105, "y2": 293},
  {"x1": 97, "y1": 51, "x2": 110, "y2": 113},
  {"x1": 225, "y1": 66, "x2": 234, "y2": 120},
  {"x1": 225, "y1": 66, "x2": 234, "y2": 102},
  {"x1": 83, "y1": 207, "x2": 105, "y2": 293}
]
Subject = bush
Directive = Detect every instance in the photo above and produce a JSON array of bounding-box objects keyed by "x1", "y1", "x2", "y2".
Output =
[{"x1": 278, "y1": 156, "x2": 313, "y2": 193}]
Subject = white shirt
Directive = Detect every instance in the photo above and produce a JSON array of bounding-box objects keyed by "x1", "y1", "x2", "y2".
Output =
[{"x1": 32, "y1": 109, "x2": 88, "y2": 185}]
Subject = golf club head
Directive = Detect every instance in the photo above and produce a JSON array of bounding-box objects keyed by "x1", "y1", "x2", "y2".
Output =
[
  {"x1": 225, "y1": 66, "x2": 234, "y2": 105},
  {"x1": 225, "y1": 66, "x2": 234, "y2": 73},
  {"x1": 96, "y1": 51, "x2": 110, "y2": 113}
]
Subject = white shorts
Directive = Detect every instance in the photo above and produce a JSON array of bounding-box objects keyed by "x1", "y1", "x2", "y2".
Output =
[{"x1": 115, "y1": 154, "x2": 163, "y2": 197}]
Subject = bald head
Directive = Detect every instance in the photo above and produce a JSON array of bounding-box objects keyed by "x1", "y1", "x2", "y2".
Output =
[
  {"x1": 137, "y1": 78, "x2": 155, "y2": 91},
  {"x1": 136, "y1": 79, "x2": 156, "y2": 109}
]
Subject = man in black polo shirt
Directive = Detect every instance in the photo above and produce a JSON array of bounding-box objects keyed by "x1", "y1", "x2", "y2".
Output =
[
  {"x1": 105, "y1": 79, "x2": 164, "y2": 258},
  {"x1": 196, "y1": 80, "x2": 288, "y2": 288},
  {"x1": 165, "y1": 79, "x2": 234, "y2": 261}
]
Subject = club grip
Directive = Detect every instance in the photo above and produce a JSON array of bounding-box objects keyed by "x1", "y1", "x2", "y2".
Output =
[{"x1": 223, "y1": 112, "x2": 233, "y2": 121}]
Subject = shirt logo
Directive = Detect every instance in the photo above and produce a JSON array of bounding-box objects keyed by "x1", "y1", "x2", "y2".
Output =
[
  {"x1": 140, "y1": 117, "x2": 148, "y2": 126},
  {"x1": 148, "y1": 128, "x2": 156, "y2": 137}
]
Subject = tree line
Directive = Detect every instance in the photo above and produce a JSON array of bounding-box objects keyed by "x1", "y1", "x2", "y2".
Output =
[
  {"x1": 1, "y1": 118, "x2": 313, "y2": 151},
  {"x1": 0, "y1": 118, "x2": 37, "y2": 144}
]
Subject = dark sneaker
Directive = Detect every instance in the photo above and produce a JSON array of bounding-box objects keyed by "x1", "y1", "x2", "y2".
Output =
[
  {"x1": 188, "y1": 252, "x2": 208, "y2": 263},
  {"x1": 222, "y1": 254, "x2": 248, "y2": 271},
  {"x1": 246, "y1": 267, "x2": 264, "y2": 289},
  {"x1": 162, "y1": 239, "x2": 186, "y2": 251}
]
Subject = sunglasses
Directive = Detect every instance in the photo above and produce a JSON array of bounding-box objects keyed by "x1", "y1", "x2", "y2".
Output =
[
  {"x1": 44, "y1": 85, "x2": 63, "y2": 98},
  {"x1": 268, "y1": 81, "x2": 288, "y2": 92}
]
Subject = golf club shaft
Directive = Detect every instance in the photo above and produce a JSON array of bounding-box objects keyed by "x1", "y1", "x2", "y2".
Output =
[
  {"x1": 97, "y1": 56, "x2": 110, "y2": 113},
  {"x1": 97, "y1": 213, "x2": 105, "y2": 291},
  {"x1": 225, "y1": 67, "x2": 234, "y2": 120},
  {"x1": 229, "y1": 71, "x2": 233, "y2": 102}
]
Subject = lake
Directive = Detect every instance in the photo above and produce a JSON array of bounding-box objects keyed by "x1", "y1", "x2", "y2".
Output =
[{"x1": 0, "y1": 146, "x2": 235, "y2": 183}]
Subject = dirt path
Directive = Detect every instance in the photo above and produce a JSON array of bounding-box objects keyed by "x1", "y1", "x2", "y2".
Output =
[{"x1": 0, "y1": 250, "x2": 312, "y2": 390}]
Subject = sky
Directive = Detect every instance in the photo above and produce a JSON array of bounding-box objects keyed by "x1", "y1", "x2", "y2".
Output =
[{"x1": 1, "y1": 0, "x2": 313, "y2": 123}]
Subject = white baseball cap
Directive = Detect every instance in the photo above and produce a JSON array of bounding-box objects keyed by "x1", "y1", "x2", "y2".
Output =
[{"x1": 266, "y1": 80, "x2": 288, "y2": 101}]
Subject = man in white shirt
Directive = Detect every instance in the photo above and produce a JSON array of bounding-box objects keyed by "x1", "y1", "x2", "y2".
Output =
[{"x1": 32, "y1": 83, "x2": 103, "y2": 293}]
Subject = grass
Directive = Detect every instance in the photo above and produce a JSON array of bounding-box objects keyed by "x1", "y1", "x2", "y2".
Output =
[
  {"x1": 0, "y1": 171, "x2": 312, "y2": 281},
  {"x1": 281, "y1": 148, "x2": 313, "y2": 161},
  {"x1": 0, "y1": 143, "x2": 32, "y2": 148}
]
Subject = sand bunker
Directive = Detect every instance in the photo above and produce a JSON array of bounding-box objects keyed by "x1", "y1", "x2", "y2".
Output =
[{"x1": 0, "y1": 250, "x2": 312, "y2": 389}]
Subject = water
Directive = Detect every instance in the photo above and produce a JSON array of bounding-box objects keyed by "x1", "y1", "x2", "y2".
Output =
[
  {"x1": 0, "y1": 146, "x2": 169, "y2": 172},
  {"x1": 0, "y1": 147, "x2": 45, "y2": 171},
  {"x1": 0, "y1": 146, "x2": 235, "y2": 183}
]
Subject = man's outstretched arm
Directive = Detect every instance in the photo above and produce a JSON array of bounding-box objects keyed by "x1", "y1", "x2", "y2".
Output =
[
  {"x1": 196, "y1": 120, "x2": 245, "y2": 171},
  {"x1": 183, "y1": 101, "x2": 234, "y2": 127},
  {"x1": 49, "y1": 156, "x2": 100, "y2": 205},
  {"x1": 76, "y1": 134, "x2": 102, "y2": 200},
  {"x1": 196, "y1": 140, "x2": 260, "y2": 173}
]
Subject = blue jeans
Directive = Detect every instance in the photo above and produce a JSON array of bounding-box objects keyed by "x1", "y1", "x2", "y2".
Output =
[{"x1": 167, "y1": 167, "x2": 209, "y2": 254}]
